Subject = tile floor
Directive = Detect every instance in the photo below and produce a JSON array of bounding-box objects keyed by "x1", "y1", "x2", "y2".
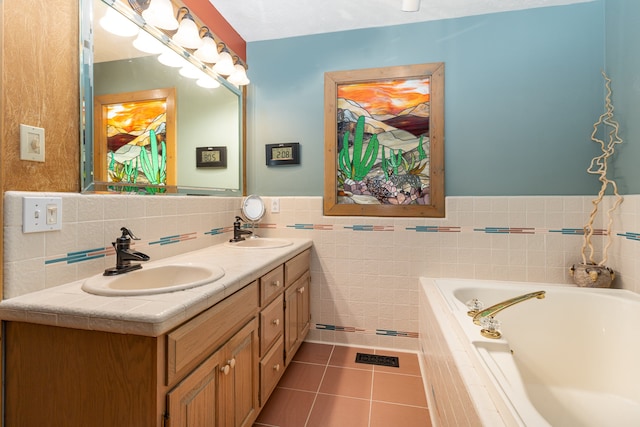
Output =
[{"x1": 254, "y1": 342, "x2": 431, "y2": 427}]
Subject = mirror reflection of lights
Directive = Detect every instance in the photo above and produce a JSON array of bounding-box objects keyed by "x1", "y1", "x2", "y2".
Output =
[
  {"x1": 196, "y1": 76, "x2": 221, "y2": 89},
  {"x1": 100, "y1": 7, "x2": 138, "y2": 37}
]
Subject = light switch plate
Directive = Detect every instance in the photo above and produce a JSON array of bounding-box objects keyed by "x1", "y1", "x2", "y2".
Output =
[
  {"x1": 20, "y1": 124, "x2": 45, "y2": 162},
  {"x1": 23, "y1": 197, "x2": 62, "y2": 233}
]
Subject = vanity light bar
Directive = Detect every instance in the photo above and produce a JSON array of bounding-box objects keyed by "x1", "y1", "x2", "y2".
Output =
[{"x1": 126, "y1": 0, "x2": 249, "y2": 86}]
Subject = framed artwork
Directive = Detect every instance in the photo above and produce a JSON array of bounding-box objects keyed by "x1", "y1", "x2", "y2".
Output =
[
  {"x1": 324, "y1": 63, "x2": 444, "y2": 217},
  {"x1": 94, "y1": 87, "x2": 177, "y2": 192}
]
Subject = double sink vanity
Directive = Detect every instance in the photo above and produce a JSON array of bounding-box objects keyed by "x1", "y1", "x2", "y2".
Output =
[{"x1": 0, "y1": 236, "x2": 312, "y2": 426}]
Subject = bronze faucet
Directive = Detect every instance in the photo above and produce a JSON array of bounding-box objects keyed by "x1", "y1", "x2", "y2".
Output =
[{"x1": 104, "y1": 227, "x2": 150, "y2": 276}]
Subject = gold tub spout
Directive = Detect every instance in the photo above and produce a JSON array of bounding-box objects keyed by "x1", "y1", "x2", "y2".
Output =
[{"x1": 472, "y1": 290, "x2": 546, "y2": 326}]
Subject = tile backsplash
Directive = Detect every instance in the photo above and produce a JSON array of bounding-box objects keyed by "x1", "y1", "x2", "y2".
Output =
[{"x1": 4, "y1": 191, "x2": 640, "y2": 350}]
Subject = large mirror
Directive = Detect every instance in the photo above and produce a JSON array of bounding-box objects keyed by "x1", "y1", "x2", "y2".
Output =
[{"x1": 80, "y1": 0, "x2": 244, "y2": 195}]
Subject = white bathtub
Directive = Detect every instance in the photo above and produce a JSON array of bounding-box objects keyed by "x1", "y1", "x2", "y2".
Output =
[{"x1": 420, "y1": 277, "x2": 640, "y2": 427}]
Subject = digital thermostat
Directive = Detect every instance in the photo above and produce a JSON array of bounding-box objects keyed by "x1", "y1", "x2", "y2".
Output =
[
  {"x1": 265, "y1": 142, "x2": 300, "y2": 166},
  {"x1": 196, "y1": 146, "x2": 227, "y2": 168}
]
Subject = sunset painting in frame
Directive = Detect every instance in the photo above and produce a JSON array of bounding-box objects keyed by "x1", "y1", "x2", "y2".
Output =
[
  {"x1": 94, "y1": 87, "x2": 177, "y2": 193},
  {"x1": 324, "y1": 63, "x2": 444, "y2": 217}
]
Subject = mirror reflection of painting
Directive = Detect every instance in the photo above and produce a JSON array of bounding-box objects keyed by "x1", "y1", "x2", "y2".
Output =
[
  {"x1": 105, "y1": 99, "x2": 168, "y2": 187},
  {"x1": 337, "y1": 77, "x2": 431, "y2": 205}
]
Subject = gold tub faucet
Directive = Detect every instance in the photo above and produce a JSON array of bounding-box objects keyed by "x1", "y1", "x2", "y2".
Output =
[{"x1": 472, "y1": 290, "x2": 546, "y2": 338}]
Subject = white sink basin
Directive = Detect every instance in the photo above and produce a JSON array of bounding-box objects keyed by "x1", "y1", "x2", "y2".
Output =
[
  {"x1": 225, "y1": 238, "x2": 293, "y2": 249},
  {"x1": 82, "y1": 263, "x2": 225, "y2": 296}
]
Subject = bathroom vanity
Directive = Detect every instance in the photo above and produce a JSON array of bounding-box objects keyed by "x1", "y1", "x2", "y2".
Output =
[{"x1": 0, "y1": 239, "x2": 311, "y2": 427}]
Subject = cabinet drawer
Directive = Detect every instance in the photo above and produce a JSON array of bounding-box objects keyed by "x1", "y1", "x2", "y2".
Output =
[
  {"x1": 260, "y1": 266, "x2": 284, "y2": 306},
  {"x1": 260, "y1": 337, "x2": 284, "y2": 406},
  {"x1": 166, "y1": 282, "x2": 259, "y2": 385},
  {"x1": 285, "y1": 249, "x2": 310, "y2": 287},
  {"x1": 260, "y1": 294, "x2": 283, "y2": 356}
]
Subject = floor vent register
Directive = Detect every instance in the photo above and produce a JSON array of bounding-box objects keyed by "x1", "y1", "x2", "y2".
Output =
[{"x1": 355, "y1": 353, "x2": 399, "y2": 368}]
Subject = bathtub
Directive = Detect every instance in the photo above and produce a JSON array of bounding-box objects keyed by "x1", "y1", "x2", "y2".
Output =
[{"x1": 419, "y1": 277, "x2": 640, "y2": 427}]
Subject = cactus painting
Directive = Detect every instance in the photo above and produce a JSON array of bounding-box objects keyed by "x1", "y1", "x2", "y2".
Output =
[
  {"x1": 325, "y1": 63, "x2": 445, "y2": 217},
  {"x1": 95, "y1": 88, "x2": 176, "y2": 193},
  {"x1": 335, "y1": 75, "x2": 431, "y2": 205}
]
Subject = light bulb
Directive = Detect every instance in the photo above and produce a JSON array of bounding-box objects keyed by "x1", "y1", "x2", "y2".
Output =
[
  {"x1": 194, "y1": 35, "x2": 220, "y2": 63},
  {"x1": 212, "y1": 51, "x2": 235, "y2": 76},
  {"x1": 158, "y1": 47, "x2": 186, "y2": 67},
  {"x1": 197, "y1": 75, "x2": 221, "y2": 89},
  {"x1": 172, "y1": 14, "x2": 203, "y2": 49},
  {"x1": 132, "y1": 31, "x2": 164, "y2": 54},
  {"x1": 227, "y1": 64, "x2": 250, "y2": 86},
  {"x1": 100, "y1": 7, "x2": 139, "y2": 37},
  {"x1": 142, "y1": 0, "x2": 179, "y2": 30}
]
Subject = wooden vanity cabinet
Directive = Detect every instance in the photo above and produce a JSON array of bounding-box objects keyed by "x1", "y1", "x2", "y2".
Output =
[
  {"x1": 3, "y1": 248, "x2": 311, "y2": 427},
  {"x1": 257, "y1": 249, "x2": 311, "y2": 407},
  {"x1": 4, "y1": 282, "x2": 259, "y2": 427},
  {"x1": 167, "y1": 318, "x2": 258, "y2": 427}
]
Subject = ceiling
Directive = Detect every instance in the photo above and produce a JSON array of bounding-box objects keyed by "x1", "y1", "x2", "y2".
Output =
[{"x1": 208, "y1": 0, "x2": 594, "y2": 42}]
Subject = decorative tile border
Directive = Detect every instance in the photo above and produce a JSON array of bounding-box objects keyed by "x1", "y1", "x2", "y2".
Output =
[
  {"x1": 149, "y1": 232, "x2": 198, "y2": 246},
  {"x1": 43, "y1": 222, "x2": 640, "y2": 268},
  {"x1": 45, "y1": 246, "x2": 116, "y2": 265},
  {"x1": 205, "y1": 226, "x2": 232, "y2": 236},
  {"x1": 287, "y1": 224, "x2": 334, "y2": 230},
  {"x1": 473, "y1": 227, "x2": 535, "y2": 234},
  {"x1": 344, "y1": 225, "x2": 395, "y2": 232},
  {"x1": 315, "y1": 323, "x2": 418, "y2": 339},
  {"x1": 409, "y1": 226, "x2": 461, "y2": 233},
  {"x1": 617, "y1": 232, "x2": 640, "y2": 241}
]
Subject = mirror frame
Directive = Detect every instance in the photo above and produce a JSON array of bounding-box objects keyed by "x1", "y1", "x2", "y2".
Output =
[{"x1": 79, "y1": 0, "x2": 247, "y2": 196}]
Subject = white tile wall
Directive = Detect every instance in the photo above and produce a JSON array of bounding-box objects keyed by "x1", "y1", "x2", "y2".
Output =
[{"x1": 4, "y1": 191, "x2": 640, "y2": 350}]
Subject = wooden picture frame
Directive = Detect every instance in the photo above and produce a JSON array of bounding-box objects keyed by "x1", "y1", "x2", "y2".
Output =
[
  {"x1": 324, "y1": 63, "x2": 444, "y2": 217},
  {"x1": 94, "y1": 87, "x2": 177, "y2": 191}
]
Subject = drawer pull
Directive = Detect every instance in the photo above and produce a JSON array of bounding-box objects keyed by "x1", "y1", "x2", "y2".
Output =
[
  {"x1": 222, "y1": 364, "x2": 230, "y2": 376},
  {"x1": 298, "y1": 286, "x2": 305, "y2": 294},
  {"x1": 228, "y1": 358, "x2": 236, "y2": 369},
  {"x1": 271, "y1": 280, "x2": 281, "y2": 288},
  {"x1": 272, "y1": 319, "x2": 280, "y2": 326},
  {"x1": 273, "y1": 364, "x2": 280, "y2": 372}
]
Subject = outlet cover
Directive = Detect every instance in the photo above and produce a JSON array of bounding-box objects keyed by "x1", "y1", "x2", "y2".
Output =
[{"x1": 23, "y1": 197, "x2": 62, "y2": 233}]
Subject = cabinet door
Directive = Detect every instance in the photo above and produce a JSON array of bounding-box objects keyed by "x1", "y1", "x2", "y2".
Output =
[
  {"x1": 167, "y1": 318, "x2": 258, "y2": 427},
  {"x1": 284, "y1": 271, "x2": 311, "y2": 365},
  {"x1": 297, "y1": 272, "x2": 311, "y2": 341},
  {"x1": 166, "y1": 349, "x2": 224, "y2": 427},
  {"x1": 223, "y1": 318, "x2": 259, "y2": 427}
]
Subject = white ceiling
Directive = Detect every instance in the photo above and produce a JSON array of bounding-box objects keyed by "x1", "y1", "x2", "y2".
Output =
[{"x1": 208, "y1": 0, "x2": 594, "y2": 42}]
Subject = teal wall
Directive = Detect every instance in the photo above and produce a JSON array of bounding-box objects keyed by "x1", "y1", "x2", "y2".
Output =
[
  {"x1": 246, "y1": 2, "x2": 607, "y2": 196},
  {"x1": 605, "y1": 0, "x2": 640, "y2": 194}
]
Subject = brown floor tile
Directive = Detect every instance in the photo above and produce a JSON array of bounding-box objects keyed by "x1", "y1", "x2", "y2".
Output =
[
  {"x1": 293, "y1": 342, "x2": 334, "y2": 365},
  {"x1": 277, "y1": 361, "x2": 326, "y2": 392},
  {"x1": 374, "y1": 349, "x2": 422, "y2": 376},
  {"x1": 258, "y1": 343, "x2": 430, "y2": 427},
  {"x1": 372, "y1": 371, "x2": 428, "y2": 407},
  {"x1": 329, "y1": 345, "x2": 373, "y2": 370},
  {"x1": 306, "y1": 394, "x2": 370, "y2": 427},
  {"x1": 370, "y1": 401, "x2": 432, "y2": 427},
  {"x1": 318, "y1": 366, "x2": 373, "y2": 399},
  {"x1": 255, "y1": 387, "x2": 315, "y2": 427}
]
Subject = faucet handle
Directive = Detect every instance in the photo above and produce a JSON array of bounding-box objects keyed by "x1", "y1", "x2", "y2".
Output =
[{"x1": 120, "y1": 227, "x2": 140, "y2": 240}]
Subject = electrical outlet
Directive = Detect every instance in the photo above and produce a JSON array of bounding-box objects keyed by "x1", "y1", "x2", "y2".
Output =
[{"x1": 271, "y1": 198, "x2": 280, "y2": 213}]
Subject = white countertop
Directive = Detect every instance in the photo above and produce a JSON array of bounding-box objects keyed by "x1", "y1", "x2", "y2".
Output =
[{"x1": 0, "y1": 238, "x2": 312, "y2": 337}]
